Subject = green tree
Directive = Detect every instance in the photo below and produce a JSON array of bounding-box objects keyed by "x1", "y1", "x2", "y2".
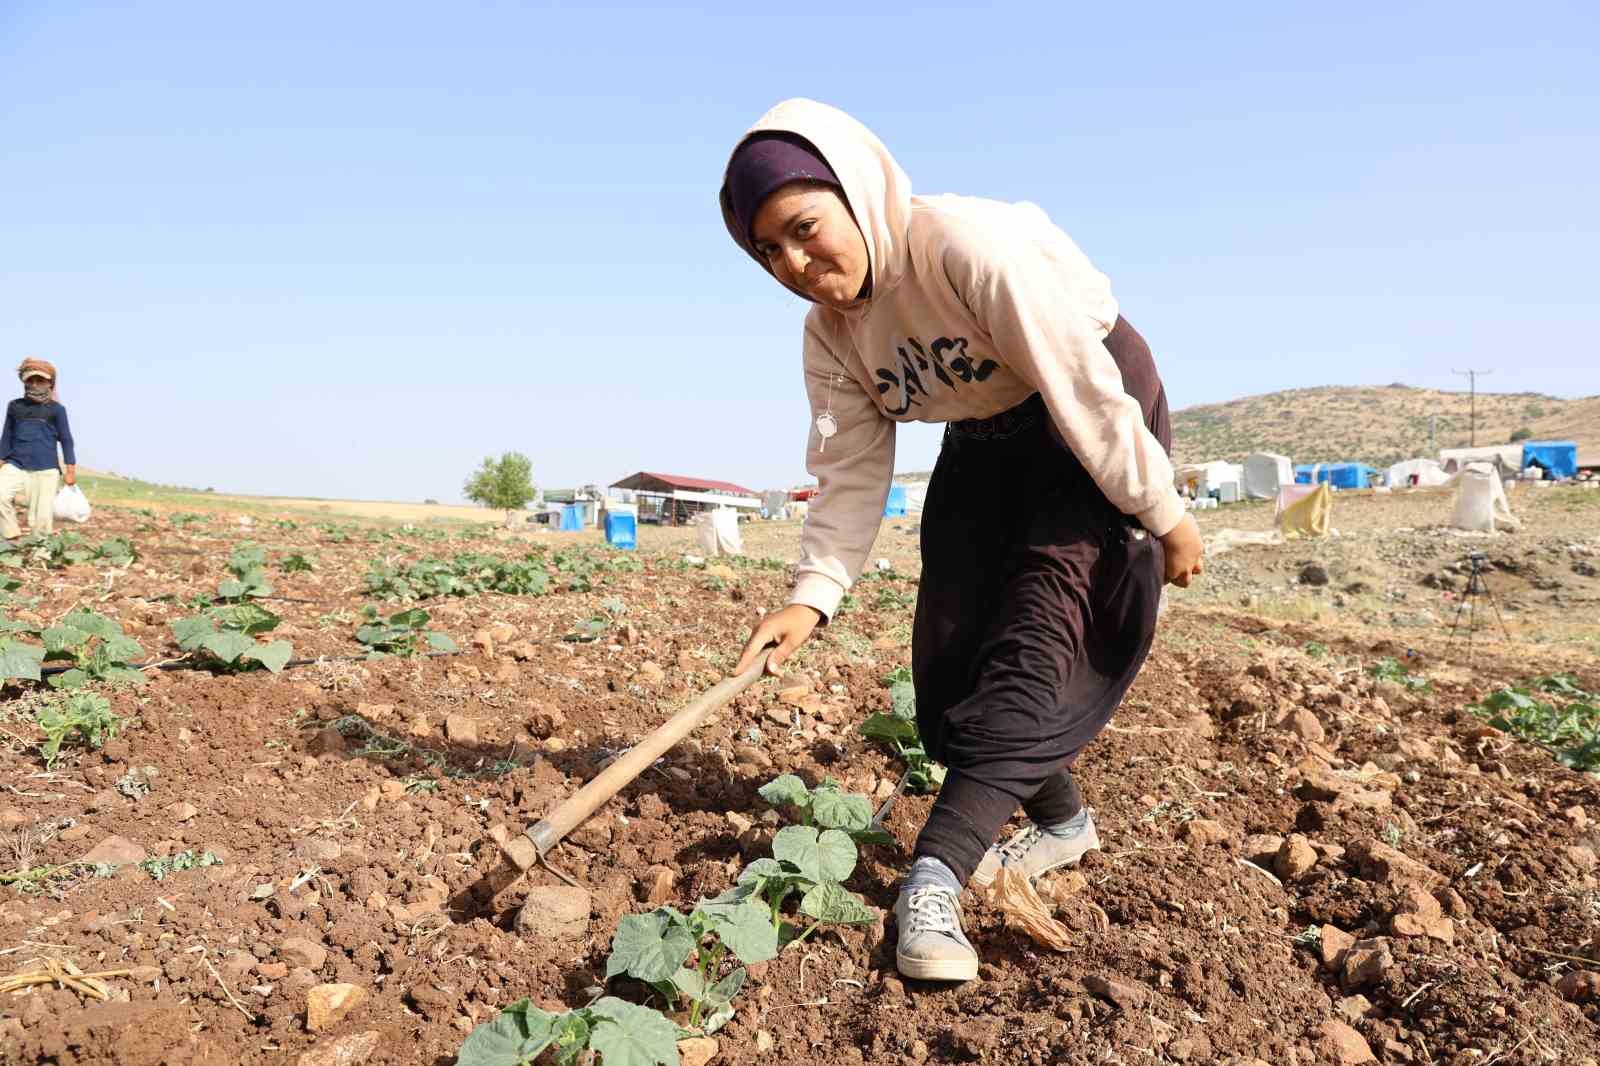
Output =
[
  {"x1": 1509, "y1": 427, "x2": 1533, "y2": 443},
  {"x1": 463, "y1": 452, "x2": 535, "y2": 516}
]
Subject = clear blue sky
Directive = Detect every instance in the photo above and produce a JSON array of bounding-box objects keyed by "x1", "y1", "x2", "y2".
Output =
[{"x1": 3, "y1": 2, "x2": 1595, "y2": 501}]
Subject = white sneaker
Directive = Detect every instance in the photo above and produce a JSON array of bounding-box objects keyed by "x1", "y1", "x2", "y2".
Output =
[
  {"x1": 968, "y1": 810, "x2": 1101, "y2": 889},
  {"x1": 894, "y1": 886, "x2": 979, "y2": 982}
]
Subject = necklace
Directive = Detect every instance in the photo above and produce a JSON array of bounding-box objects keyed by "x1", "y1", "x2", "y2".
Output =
[{"x1": 816, "y1": 372, "x2": 842, "y2": 453}]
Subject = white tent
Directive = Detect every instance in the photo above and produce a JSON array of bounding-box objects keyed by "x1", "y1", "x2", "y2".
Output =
[
  {"x1": 1440, "y1": 445, "x2": 1520, "y2": 478},
  {"x1": 1174, "y1": 460, "x2": 1244, "y2": 502},
  {"x1": 893, "y1": 481, "x2": 928, "y2": 515},
  {"x1": 1243, "y1": 453, "x2": 1293, "y2": 500},
  {"x1": 1449, "y1": 462, "x2": 1518, "y2": 532},
  {"x1": 1386, "y1": 458, "x2": 1450, "y2": 488}
]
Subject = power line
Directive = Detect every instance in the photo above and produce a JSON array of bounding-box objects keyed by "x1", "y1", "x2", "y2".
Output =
[{"x1": 1453, "y1": 368, "x2": 1492, "y2": 447}]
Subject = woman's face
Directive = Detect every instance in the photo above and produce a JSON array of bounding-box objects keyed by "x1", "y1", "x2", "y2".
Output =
[{"x1": 750, "y1": 183, "x2": 869, "y2": 310}]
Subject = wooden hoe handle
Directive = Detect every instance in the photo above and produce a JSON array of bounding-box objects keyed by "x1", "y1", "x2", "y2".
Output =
[{"x1": 493, "y1": 651, "x2": 772, "y2": 871}]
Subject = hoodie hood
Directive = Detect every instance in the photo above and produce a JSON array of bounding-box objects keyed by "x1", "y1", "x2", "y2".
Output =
[{"x1": 720, "y1": 99, "x2": 913, "y2": 303}]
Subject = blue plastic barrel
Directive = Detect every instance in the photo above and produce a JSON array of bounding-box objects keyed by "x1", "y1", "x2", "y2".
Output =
[{"x1": 605, "y1": 512, "x2": 637, "y2": 550}]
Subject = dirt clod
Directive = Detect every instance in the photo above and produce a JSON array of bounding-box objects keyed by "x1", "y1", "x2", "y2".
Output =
[
  {"x1": 1317, "y1": 1019, "x2": 1376, "y2": 1064},
  {"x1": 306, "y1": 983, "x2": 367, "y2": 1032},
  {"x1": 516, "y1": 886, "x2": 591, "y2": 940}
]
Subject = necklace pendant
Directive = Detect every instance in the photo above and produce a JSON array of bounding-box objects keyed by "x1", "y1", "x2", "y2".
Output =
[{"x1": 815, "y1": 412, "x2": 838, "y2": 439}]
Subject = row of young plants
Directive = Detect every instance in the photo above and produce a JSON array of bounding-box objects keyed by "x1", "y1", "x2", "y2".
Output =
[
  {"x1": 0, "y1": 531, "x2": 135, "y2": 570},
  {"x1": 364, "y1": 545, "x2": 642, "y2": 601},
  {"x1": 454, "y1": 775, "x2": 885, "y2": 1066},
  {"x1": 1470, "y1": 672, "x2": 1600, "y2": 771}
]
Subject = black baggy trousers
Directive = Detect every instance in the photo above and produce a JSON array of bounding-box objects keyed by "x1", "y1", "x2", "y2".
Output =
[{"x1": 910, "y1": 317, "x2": 1171, "y2": 885}]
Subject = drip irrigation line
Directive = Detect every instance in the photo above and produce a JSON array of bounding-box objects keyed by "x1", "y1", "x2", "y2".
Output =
[{"x1": 36, "y1": 649, "x2": 465, "y2": 679}]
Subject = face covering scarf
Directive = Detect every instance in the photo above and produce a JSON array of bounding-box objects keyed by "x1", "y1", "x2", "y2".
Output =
[{"x1": 24, "y1": 384, "x2": 50, "y2": 402}]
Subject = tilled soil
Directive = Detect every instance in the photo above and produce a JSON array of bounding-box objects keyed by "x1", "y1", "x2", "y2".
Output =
[{"x1": 2, "y1": 506, "x2": 1598, "y2": 1065}]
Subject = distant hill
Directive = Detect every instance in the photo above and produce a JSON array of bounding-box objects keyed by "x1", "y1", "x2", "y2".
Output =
[{"x1": 1171, "y1": 385, "x2": 1600, "y2": 468}]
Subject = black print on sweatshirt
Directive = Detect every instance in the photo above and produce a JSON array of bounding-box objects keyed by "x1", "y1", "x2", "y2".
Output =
[{"x1": 876, "y1": 336, "x2": 1000, "y2": 415}]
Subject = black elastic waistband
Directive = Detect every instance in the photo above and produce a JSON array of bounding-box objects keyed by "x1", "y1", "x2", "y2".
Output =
[{"x1": 947, "y1": 393, "x2": 1047, "y2": 442}]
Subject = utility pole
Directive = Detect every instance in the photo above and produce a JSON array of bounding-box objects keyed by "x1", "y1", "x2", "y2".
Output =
[{"x1": 1453, "y1": 369, "x2": 1492, "y2": 446}]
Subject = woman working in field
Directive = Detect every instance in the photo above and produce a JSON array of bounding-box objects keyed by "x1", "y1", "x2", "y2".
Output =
[{"x1": 724, "y1": 100, "x2": 1203, "y2": 982}]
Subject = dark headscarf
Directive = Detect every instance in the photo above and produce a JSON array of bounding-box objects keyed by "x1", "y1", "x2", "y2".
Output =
[{"x1": 724, "y1": 132, "x2": 841, "y2": 246}]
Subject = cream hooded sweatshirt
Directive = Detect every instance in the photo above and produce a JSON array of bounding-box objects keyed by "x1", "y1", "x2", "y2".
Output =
[{"x1": 721, "y1": 100, "x2": 1185, "y2": 621}]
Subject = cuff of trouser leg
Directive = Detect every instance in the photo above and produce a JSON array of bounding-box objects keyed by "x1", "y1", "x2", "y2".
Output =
[{"x1": 914, "y1": 771, "x2": 1020, "y2": 886}]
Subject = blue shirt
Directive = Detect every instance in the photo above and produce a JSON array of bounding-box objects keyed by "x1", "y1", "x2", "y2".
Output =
[{"x1": 0, "y1": 398, "x2": 76, "y2": 472}]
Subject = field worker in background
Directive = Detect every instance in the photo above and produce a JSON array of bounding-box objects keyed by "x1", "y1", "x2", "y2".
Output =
[
  {"x1": 0, "y1": 358, "x2": 77, "y2": 544},
  {"x1": 725, "y1": 101, "x2": 1204, "y2": 983}
]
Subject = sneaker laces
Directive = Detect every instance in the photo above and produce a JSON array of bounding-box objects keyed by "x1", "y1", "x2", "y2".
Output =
[
  {"x1": 997, "y1": 823, "x2": 1044, "y2": 865},
  {"x1": 904, "y1": 887, "x2": 961, "y2": 935}
]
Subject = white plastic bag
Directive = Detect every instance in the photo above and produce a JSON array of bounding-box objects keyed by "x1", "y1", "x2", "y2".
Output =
[{"x1": 53, "y1": 484, "x2": 92, "y2": 524}]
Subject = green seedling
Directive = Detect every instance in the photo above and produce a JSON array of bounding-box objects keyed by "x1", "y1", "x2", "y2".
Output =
[
  {"x1": 354, "y1": 605, "x2": 458, "y2": 657},
  {"x1": 173, "y1": 602, "x2": 293, "y2": 673},
  {"x1": 858, "y1": 675, "x2": 945, "y2": 792},
  {"x1": 455, "y1": 996, "x2": 680, "y2": 1066},
  {"x1": 4, "y1": 532, "x2": 135, "y2": 569},
  {"x1": 42, "y1": 609, "x2": 145, "y2": 689},
  {"x1": 1368, "y1": 656, "x2": 1430, "y2": 692},
  {"x1": 1469, "y1": 673, "x2": 1600, "y2": 771},
  {"x1": 218, "y1": 542, "x2": 273, "y2": 600},
  {"x1": 35, "y1": 691, "x2": 123, "y2": 768},
  {"x1": 278, "y1": 552, "x2": 316, "y2": 573},
  {"x1": 169, "y1": 512, "x2": 208, "y2": 529},
  {"x1": 757, "y1": 774, "x2": 892, "y2": 846}
]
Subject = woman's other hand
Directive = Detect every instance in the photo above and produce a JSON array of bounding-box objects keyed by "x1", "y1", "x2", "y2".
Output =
[
  {"x1": 1159, "y1": 513, "x2": 1204, "y2": 588},
  {"x1": 734, "y1": 603, "x2": 823, "y2": 677}
]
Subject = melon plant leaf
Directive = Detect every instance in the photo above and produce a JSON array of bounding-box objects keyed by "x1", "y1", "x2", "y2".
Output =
[
  {"x1": 104, "y1": 636, "x2": 145, "y2": 662},
  {"x1": 453, "y1": 1006, "x2": 547, "y2": 1066},
  {"x1": 695, "y1": 896, "x2": 778, "y2": 964},
  {"x1": 216, "y1": 579, "x2": 246, "y2": 600},
  {"x1": 200, "y1": 630, "x2": 255, "y2": 664},
  {"x1": 810, "y1": 788, "x2": 872, "y2": 833},
  {"x1": 757, "y1": 773, "x2": 811, "y2": 810},
  {"x1": 858, "y1": 714, "x2": 918, "y2": 744},
  {"x1": 61, "y1": 610, "x2": 120, "y2": 641},
  {"x1": 0, "y1": 639, "x2": 44, "y2": 682},
  {"x1": 734, "y1": 858, "x2": 788, "y2": 887},
  {"x1": 547, "y1": 1012, "x2": 593, "y2": 1066},
  {"x1": 46, "y1": 667, "x2": 90, "y2": 690},
  {"x1": 247, "y1": 640, "x2": 293, "y2": 674},
  {"x1": 209, "y1": 603, "x2": 281, "y2": 634},
  {"x1": 427, "y1": 631, "x2": 459, "y2": 652},
  {"x1": 888, "y1": 679, "x2": 917, "y2": 719},
  {"x1": 702, "y1": 967, "x2": 746, "y2": 1033},
  {"x1": 772, "y1": 826, "x2": 856, "y2": 884},
  {"x1": 172, "y1": 616, "x2": 216, "y2": 651},
  {"x1": 799, "y1": 881, "x2": 877, "y2": 926},
  {"x1": 42, "y1": 626, "x2": 89, "y2": 655},
  {"x1": 606, "y1": 910, "x2": 695, "y2": 983},
  {"x1": 586, "y1": 997, "x2": 680, "y2": 1066}
]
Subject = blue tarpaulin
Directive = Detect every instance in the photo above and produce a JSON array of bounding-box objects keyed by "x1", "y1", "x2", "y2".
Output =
[
  {"x1": 1295, "y1": 463, "x2": 1377, "y2": 489},
  {"x1": 559, "y1": 504, "x2": 583, "y2": 531},
  {"x1": 604, "y1": 512, "x2": 637, "y2": 550},
  {"x1": 1521, "y1": 440, "x2": 1578, "y2": 479},
  {"x1": 883, "y1": 484, "x2": 908, "y2": 517}
]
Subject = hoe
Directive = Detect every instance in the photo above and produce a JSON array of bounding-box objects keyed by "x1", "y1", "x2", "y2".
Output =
[{"x1": 486, "y1": 651, "x2": 772, "y2": 889}]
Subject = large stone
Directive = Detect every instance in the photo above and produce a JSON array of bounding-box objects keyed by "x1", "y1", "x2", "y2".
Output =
[
  {"x1": 1342, "y1": 939, "x2": 1394, "y2": 989},
  {"x1": 1279, "y1": 708, "x2": 1326, "y2": 745},
  {"x1": 279, "y1": 937, "x2": 329, "y2": 970},
  {"x1": 637, "y1": 866, "x2": 675, "y2": 905},
  {"x1": 1390, "y1": 885, "x2": 1454, "y2": 943},
  {"x1": 515, "y1": 886, "x2": 591, "y2": 941},
  {"x1": 1178, "y1": 819, "x2": 1231, "y2": 846},
  {"x1": 1299, "y1": 563, "x2": 1330, "y2": 587},
  {"x1": 444, "y1": 715, "x2": 478, "y2": 744},
  {"x1": 677, "y1": 1036, "x2": 719, "y2": 1066},
  {"x1": 1557, "y1": 971, "x2": 1600, "y2": 1001},
  {"x1": 305, "y1": 983, "x2": 367, "y2": 1032},
  {"x1": 1275, "y1": 835, "x2": 1319, "y2": 881},
  {"x1": 1317, "y1": 1019, "x2": 1375, "y2": 1064},
  {"x1": 295, "y1": 1031, "x2": 381, "y2": 1066},
  {"x1": 79, "y1": 835, "x2": 147, "y2": 866},
  {"x1": 1336, "y1": 994, "x2": 1372, "y2": 1022},
  {"x1": 1349, "y1": 840, "x2": 1443, "y2": 888},
  {"x1": 1242, "y1": 834, "x2": 1285, "y2": 866},
  {"x1": 166, "y1": 801, "x2": 199, "y2": 823},
  {"x1": 1319, "y1": 925, "x2": 1355, "y2": 972},
  {"x1": 1297, "y1": 770, "x2": 1391, "y2": 811},
  {"x1": 1082, "y1": 974, "x2": 1149, "y2": 1011}
]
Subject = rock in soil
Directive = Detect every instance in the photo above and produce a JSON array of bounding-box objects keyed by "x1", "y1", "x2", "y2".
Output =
[
  {"x1": 1557, "y1": 971, "x2": 1600, "y2": 1001},
  {"x1": 516, "y1": 886, "x2": 591, "y2": 941},
  {"x1": 637, "y1": 865, "x2": 675, "y2": 905},
  {"x1": 305, "y1": 982, "x2": 367, "y2": 1032},
  {"x1": 296, "y1": 1030, "x2": 381, "y2": 1066},
  {"x1": 1317, "y1": 1019, "x2": 1376, "y2": 1064},
  {"x1": 1319, "y1": 925, "x2": 1355, "y2": 971},
  {"x1": 677, "y1": 1036, "x2": 719, "y2": 1066},
  {"x1": 1178, "y1": 819, "x2": 1230, "y2": 845},
  {"x1": 79, "y1": 835, "x2": 147, "y2": 865},
  {"x1": 1082, "y1": 974, "x2": 1149, "y2": 1011},
  {"x1": 1275, "y1": 834, "x2": 1318, "y2": 881},
  {"x1": 279, "y1": 937, "x2": 329, "y2": 970}
]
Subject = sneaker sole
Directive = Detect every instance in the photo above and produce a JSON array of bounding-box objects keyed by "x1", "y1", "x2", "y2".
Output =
[{"x1": 896, "y1": 951, "x2": 979, "y2": 982}]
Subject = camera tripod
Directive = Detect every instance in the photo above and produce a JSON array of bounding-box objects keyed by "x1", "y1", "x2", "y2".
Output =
[{"x1": 1447, "y1": 551, "x2": 1509, "y2": 656}]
